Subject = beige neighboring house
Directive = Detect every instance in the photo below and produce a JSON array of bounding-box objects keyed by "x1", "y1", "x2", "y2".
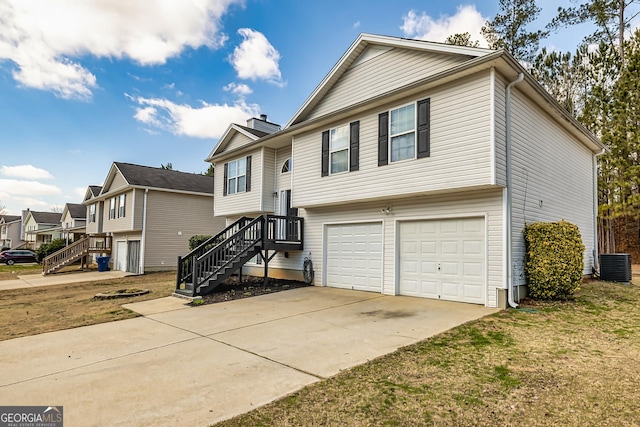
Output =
[
  {"x1": 195, "y1": 33, "x2": 605, "y2": 308},
  {"x1": 60, "y1": 203, "x2": 87, "y2": 244},
  {"x1": 84, "y1": 162, "x2": 225, "y2": 274},
  {"x1": 0, "y1": 215, "x2": 24, "y2": 249},
  {"x1": 22, "y1": 210, "x2": 63, "y2": 249}
]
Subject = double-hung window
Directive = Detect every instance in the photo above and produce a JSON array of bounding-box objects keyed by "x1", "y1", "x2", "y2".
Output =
[
  {"x1": 223, "y1": 156, "x2": 251, "y2": 196},
  {"x1": 378, "y1": 98, "x2": 430, "y2": 166},
  {"x1": 109, "y1": 198, "x2": 116, "y2": 219},
  {"x1": 89, "y1": 204, "x2": 96, "y2": 223},
  {"x1": 321, "y1": 121, "x2": 360, "y2": 176},
  {"x1": 330, "y1": 125, "x2": 349, "y2": 174},
  {"x1": 118, "y1": 194, "x2": 126, "y2": 218},
  {"x1": 390, "y1": 104, "x2": 415, "y2": 162}
]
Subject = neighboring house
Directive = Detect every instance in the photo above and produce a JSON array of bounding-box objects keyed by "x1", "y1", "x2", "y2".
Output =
[
  {"x1": 22, "y1": 210, "x2": 63, "y2": 249},
  {"x1": 202, "y1": 33, "x2": 604, "y2": 308},
  {"x1": 0, "y1": 215, "x2": 24, "y2": 249},
  {"x1": 60, "y1": 203, "x2": 87, "y2": 244},
  {"x1": 83, "y1": 162, "x2": 225, "y2": 274}
]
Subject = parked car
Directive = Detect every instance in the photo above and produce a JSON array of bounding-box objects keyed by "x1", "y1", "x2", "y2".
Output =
[{"x1": 0, "y1": 250, "x2": 38, "y2": 265}]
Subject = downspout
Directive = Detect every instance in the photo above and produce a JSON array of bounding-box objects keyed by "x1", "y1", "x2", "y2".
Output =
[
  {"x1": 505, "y1": 72, "x2": 524, "y2": 308},
  {"x1": 592, "y1": 149, "x2": 605, "y2": 274},
  {"x1": 139, "y1": 188, "x2": 148, "y2": 274}
]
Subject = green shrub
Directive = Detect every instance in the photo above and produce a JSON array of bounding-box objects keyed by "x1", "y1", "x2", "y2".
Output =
[
  {"x1": 189, "y1": 235, "x2": 212, "y2": 251},
  {"x1": 35, "y1": 238, "x2": 67, "y2": 262},
  {"x1": 523, "y1": 220, "x2": 585, "y2": 300}
]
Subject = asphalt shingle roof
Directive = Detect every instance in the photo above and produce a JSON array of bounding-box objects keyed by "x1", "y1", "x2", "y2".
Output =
[
  {"x1": 66, "y1": 203, "x2": 86, "y2": 219},
  {"x1": 235, "y1": 124, "x2": 270, "y2": 138},
  {"x1": 31, "y1": 211, "x2": 62, "y2": 225},
  {"x1": 89, "y1": 186, "x2": 102, "y2": 197},
  {"x1": 114, "y1": 162, "x2": 213, "y2": 195},
  {"x1": 0, "y1": 215, "x2": 20, "y2": 223}
]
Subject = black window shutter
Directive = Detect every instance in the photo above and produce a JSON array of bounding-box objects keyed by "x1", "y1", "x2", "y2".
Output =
[
  {"x1": 378, "y1": 112, "x2": 389, "y2": 166},
  {"x1": 245, "y1": 156, "x2": 252, "y2": 192},
  {"x1": 417, "y1": 98, "x2": 431, "y2": 159},
  {"x1": 223, "y1": 163, "x2": 228, "y2": 196},
  {"x1": 349, "y1": 121, "x2": 360, "y2": 171},
  {"x1": 321, "y1": 130, "x2": 329, "y2": 176}
]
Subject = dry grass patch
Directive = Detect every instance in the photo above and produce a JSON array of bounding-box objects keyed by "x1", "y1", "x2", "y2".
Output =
[
  {"x1": 0, "y1": 271, "x2": 175, "y2": 341},
  {"x1": 0, "y1": 263, "x2": 42, "y2": 280},
  {"x1": 217, "y1": 280, "x2": 640, "y2": 427}
]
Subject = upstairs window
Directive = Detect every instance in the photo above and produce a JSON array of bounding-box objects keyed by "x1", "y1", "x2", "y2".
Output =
[
  {"x1": 109, "y1": 198, "x2": 116, "y2": 219},
  {"x1": 321, "y1": 121, "x2": 360, "y2": 176},
  {"x1": 223, "y1": 156, "x2": 252, "y2": 196},
  {"x1": 390, "y1": 104, "x2": 415, "y2": 162},
  {"x1": 379, "y1": 98, "x2": 430, "y2": 166},
  {"x1": 118, "y1": 194, "x2": 126, "y2": 218},
  {"x1": 89, "y1": 204, "x2": 96, "y2": 223}
]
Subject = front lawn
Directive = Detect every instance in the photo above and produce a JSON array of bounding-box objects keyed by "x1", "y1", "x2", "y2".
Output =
[{"x1": 217, "y1": 280, "x2": 640, "y2": 426}]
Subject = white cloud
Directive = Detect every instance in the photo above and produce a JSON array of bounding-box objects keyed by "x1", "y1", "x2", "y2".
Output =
[
  {"x1": 224, "y1": 82, "x2": 253, "y2": 96},
  {"x1": 230, "y1": 28, "x2": 284, "y2": 85},
  {"x1": 1, "y1": 165, "x2": 54, "y2": 180},
  {"x1": 0, "y1": 0, "x2": 241, "y2": 100},
  {"x1": 0, "y1": 179, "x2": 62, "y2": 196},
  {"x1": 401, "y1": 5, "x2": 488, "y2": 47},
  {"x1": 73, "y1": 187, "x2": 87, "y2": 198},
  {"x1": 127, "y1": 94, "x2": 260, "y2": 139},
  {"x1": 353, "y1": 21, "x2": 361, "y2": 29}
]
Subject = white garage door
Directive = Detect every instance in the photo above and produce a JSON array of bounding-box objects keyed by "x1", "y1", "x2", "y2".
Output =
[
  {"x1": 399, "y1": 217, "x2": 485, "y2": 304},
  {"x1": 325, "y1": 223, "x2": 382, "y2": 292}
]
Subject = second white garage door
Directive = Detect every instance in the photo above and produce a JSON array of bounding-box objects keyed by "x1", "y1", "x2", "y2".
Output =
[
  {"x1": 399, "y1": 217, "x2": 485, "y2": 304},
  {"x1": 325, "y1": 222, "x2": 382, "y2": 292}
]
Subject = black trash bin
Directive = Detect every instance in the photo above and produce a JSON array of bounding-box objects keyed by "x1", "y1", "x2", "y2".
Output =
[{"x1": 96, "y1": 256, "x2": 111, "y2": 272}]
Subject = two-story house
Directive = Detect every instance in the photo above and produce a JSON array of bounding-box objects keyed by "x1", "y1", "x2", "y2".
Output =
[
  {"x1": 84, "y1": 162, "x2": 226, "y2": 274},
  {"x1": 186, "y1": 34, "x2": 604, "y2": 308},
  {"x1": 22, "y1": 210, "x2": 63, "y2": 249},
  {"x1": 60, "y1": 203, "x2": 87, "y2": 244},
  {"x1": 0, "y1": 215, "x2": 23, "y2": 249}
]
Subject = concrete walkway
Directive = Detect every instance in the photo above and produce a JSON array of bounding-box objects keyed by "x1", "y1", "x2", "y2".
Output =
[
  {"x1": 0, "y1": 287, "x2": 499, "y2": 426},
  {"x1": 0, "y1": 270, "x2": 130, "y2": 290}
]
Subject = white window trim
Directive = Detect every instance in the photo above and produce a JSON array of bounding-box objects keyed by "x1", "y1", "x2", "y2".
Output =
[
  {"x1": 109, "y1": 198, "x2": 116, "y2": 220},
  {"x1": 389, "y1": 102, "x2": 417, "y2": 163},
  {"x1": 281, "y1": 158, "x2": 292, "y2": 174},
  {"x1": 227, "y1": 158, "x2": 247, "y2": 195},
  {"x1": 118, "y1": 194, "x2": 126, "y2": 218},
  {"x1": 329, "y1": 124, "x2": 349, "y2": 175}
]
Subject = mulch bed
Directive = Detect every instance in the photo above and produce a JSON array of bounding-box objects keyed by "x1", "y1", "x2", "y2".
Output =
[{"x1": 196, "y1": 275, "x2": 311, "y2": 305}]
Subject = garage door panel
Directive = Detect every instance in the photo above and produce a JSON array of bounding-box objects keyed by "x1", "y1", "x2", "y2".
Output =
[
  {"x1": 399, "y1": 218, "x2": 486, "y2": 305},
  {"x1": 325, "y1": 223, "x2": 382, "y2": 293}
]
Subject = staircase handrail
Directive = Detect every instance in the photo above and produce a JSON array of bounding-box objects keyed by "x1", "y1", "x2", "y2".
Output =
[
  {"x1": 176, "y1": 216, "x2": 249, "y2": 287},
  {"x1": 192, "y1": 216, "x2": 264, "y2": 290},
  {"x1": 41, "y1": 237, "x2": 89, "y2": 274}
]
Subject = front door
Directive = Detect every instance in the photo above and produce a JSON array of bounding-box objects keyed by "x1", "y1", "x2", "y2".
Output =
[
  {"x1": 277, "y1": 190, "x2": 298, "y2": 240},
  {"x1": 115, "y1": 241, "x2": 127, "y2": 271}
]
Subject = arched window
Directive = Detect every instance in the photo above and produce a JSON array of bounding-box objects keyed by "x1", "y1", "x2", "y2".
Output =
[{"x1": 281, "y1": 158, "x2": 292, "y2": 173}]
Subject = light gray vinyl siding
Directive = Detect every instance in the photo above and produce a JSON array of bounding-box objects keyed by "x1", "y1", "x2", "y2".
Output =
[
  {"x1": 509, "y1": 89, "x2": 596, "y2": 279},
  {"x1": 102, "y1": 190, "x2": 136, "y2": 233},
  {"x1": 494, "y1": 72, "x2": 507, "y2": 187},
  {"x1": 305, "y1": 47, "x2": 472, "y2": 122},
  {"x1": 275, "y1": 146, "x2": 292, "y2": 191},
  {"x1": 214, "y1": 149, "x2": 265, "y2": 217},
  {"x1": 262, "y1": 148, "x2": 276, "y2": 213},
  {"x1": 294, "y1": 72, "x2": 494, "y2": 207},
  {"x1": 132, "y1": 189, "x2": 144, "y2": 230},
  {"x1": 225, "y1": 132, "x2": 255, "y2": 152},
  {"x1": 143, "y1": 191, "x2": 225, "y2": 269},
  {"x1": 262, "y1": 189, "x2": 504, "y2": 308},
  {"x1": 85, "y1": 204, "x2": 98, "y2": 234}
]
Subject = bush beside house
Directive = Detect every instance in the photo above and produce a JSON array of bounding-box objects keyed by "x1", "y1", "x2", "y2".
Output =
[
  {"x1": 35, "y1": 239, "x2": 66, "y2": 262},
  {"x1": 523, "y1": 220, "x2": 585, "y2": 300}
]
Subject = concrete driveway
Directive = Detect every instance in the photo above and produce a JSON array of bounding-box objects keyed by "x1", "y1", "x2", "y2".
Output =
[{"x1": 0, "y1": 287, "x2": 498, "y2": 426}]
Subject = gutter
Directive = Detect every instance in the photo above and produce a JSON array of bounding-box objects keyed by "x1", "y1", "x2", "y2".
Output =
[
  {"x1": 139, "y1": 189, "x2": 148, "y2": 275},
  {"x1": 505, "y1": 72, "x2": 524, "y2": 309},
  {"x1": 592, "y1": 148, "x2": 606, "y2": 274}
]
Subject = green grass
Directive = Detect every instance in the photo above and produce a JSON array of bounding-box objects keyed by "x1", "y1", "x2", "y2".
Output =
[{"x1": 216, "y1": 280, "x2": 640, "y2": 427}]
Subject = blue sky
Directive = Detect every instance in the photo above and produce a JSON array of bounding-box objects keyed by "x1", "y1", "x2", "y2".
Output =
[{"x1": 0, "y1": 0, "x2": 628, "y2": 215}]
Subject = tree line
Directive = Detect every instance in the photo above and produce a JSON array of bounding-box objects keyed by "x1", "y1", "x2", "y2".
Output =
[{"x1": 448, "y1": 0, "x2": 640, "y2": 258}]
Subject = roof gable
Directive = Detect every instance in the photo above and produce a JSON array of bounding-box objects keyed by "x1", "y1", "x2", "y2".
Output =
[
  {"x1": 83, "y1": 186, "x2": 102, "y2": 202},
  {"x1": 62, "y1": 203, "x2": 85, "y2": 219},
  {"x1": 0, "y1": 215, "x2": 20, "y2": 224},
  {"x1": 286, "y1": 33, "x2": 495, "y2": 127},
  {"x1": 206, "y1": 124, "x2": 267, "y2": 160}
]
